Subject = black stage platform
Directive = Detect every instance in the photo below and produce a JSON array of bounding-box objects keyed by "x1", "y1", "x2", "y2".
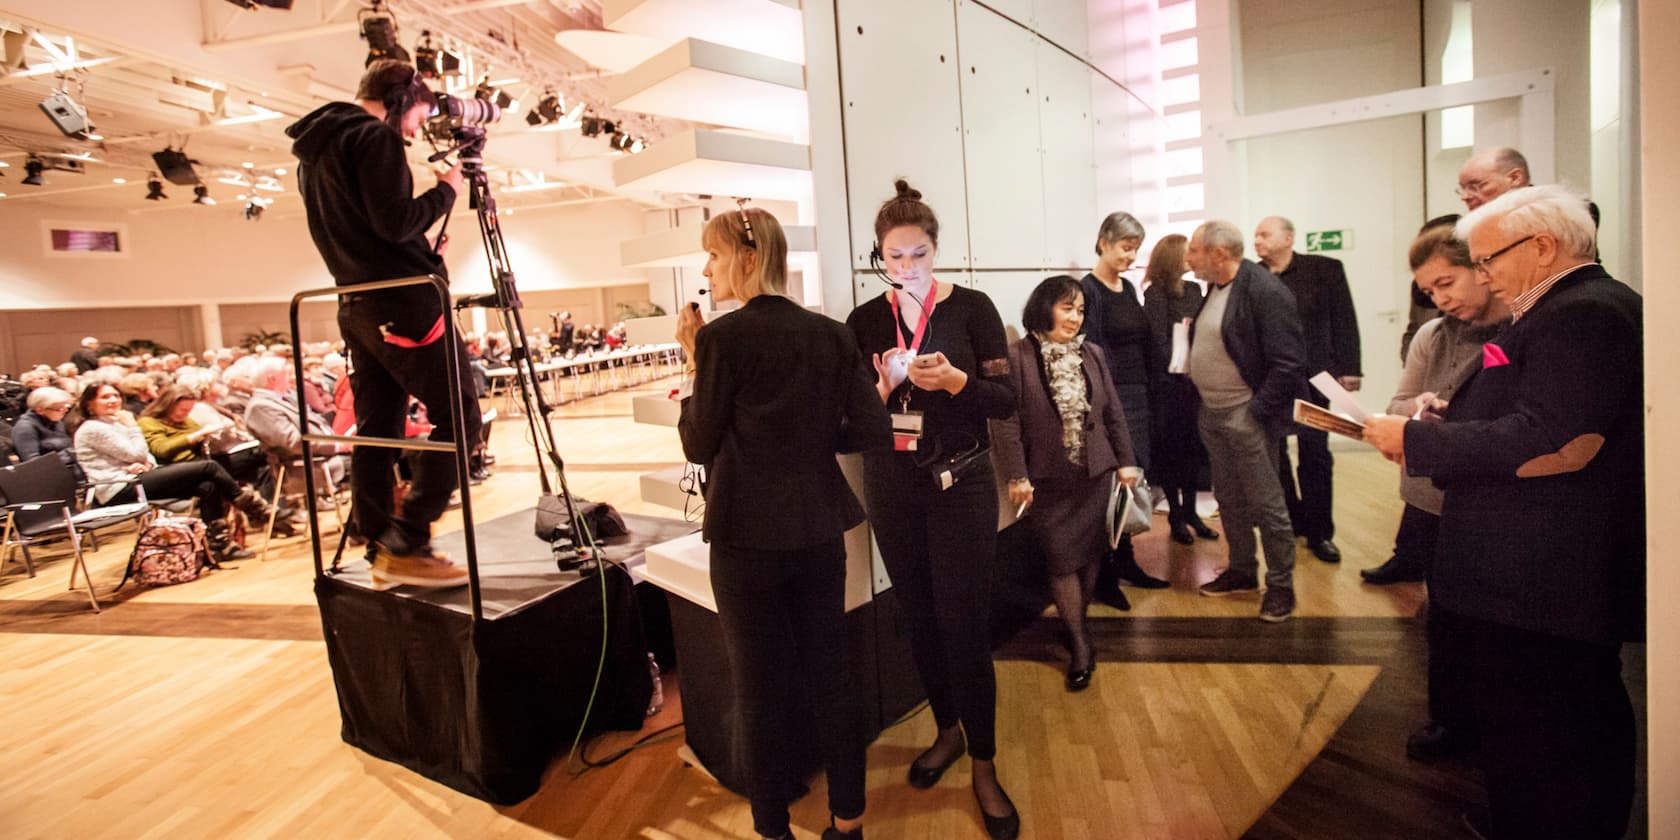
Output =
[{"x1": 315, "y1": 508, "x2": 695, "y2": 804}]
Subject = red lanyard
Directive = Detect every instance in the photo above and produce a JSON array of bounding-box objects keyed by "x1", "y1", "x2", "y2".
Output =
[{"x1": 889, "y1": 279, "x2": 938, "y2": 354}]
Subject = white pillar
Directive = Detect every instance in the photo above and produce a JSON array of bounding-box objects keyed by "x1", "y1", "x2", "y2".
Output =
[
  {"x1": 200, "y1": 303, "x2": 224, "y2": 351},
  {"x1": 1640, "y1": 2, "x2": 1679, "y2": 835},
  {"x1": 1471, "y1": 0, "x2": 1590, "y2": 185}
]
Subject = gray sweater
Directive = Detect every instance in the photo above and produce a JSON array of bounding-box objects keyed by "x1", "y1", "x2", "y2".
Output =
[
  {"x1": 1387, "y1": 315, "x2": 1507, "y2": 514},
  {"x1": 73, "y1": 418, "x2": 153, "y2": 503}
]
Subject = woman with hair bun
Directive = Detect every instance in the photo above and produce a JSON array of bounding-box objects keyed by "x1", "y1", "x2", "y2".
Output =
[{"x1": 846, "y1": 179, "x2": 1020, "y2": 840}]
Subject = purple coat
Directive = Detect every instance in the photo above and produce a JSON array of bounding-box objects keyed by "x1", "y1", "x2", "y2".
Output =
[{"x1": 992, "y1": 336, "x2": 1136, "y2": 483}]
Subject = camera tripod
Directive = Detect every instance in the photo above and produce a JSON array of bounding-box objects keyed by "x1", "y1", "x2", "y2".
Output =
[{"x1": 431, "y1": 129, "x2": 598, "y2": 571}]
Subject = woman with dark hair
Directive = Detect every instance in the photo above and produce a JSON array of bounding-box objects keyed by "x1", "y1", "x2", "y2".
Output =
[
  {"x1": 677, "y1": 206, "x2": 890, "y2": 840},
  {"x1": 72, "y1": 383, "x2": 279, "y2": 561},
  {"x1": 993, "y1": 275, "x2": 1140, "y2": 690},
  {"x1": 846, "y1": 179, "x2": 1020, "y2": 840},
  {"x1": 1142, "y1": 234, "x2": 1217, "y2": 545}
]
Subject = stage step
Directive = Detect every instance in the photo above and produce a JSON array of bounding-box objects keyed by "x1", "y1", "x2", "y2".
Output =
[
  {"x1": 612, "y1": 128, "x2": 810, "y2": 201},
  {"x1": 602, "y1": 0, "x2": 804, "y2": 65},
  {"x1": 620, "y1": 222, "x2": 817, "y2": 269},
  {"x1": 609, "y1": 39, "x2": 807, "y2": 140},
  {"x1": 640, "y1": 530, "x2": 715, "y2": 611},
  {"x1": 640, "y1": 463, "x2": 696, "y2": 512}
]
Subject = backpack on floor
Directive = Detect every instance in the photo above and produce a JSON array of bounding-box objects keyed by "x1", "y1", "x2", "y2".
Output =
[{"x1": 124, "y1": 514, "x2": 214, "y2": 587}]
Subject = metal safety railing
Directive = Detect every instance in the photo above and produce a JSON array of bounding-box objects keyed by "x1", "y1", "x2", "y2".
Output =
[{"x1": 288, "y1": 274, "x2": 486, "y2": 620}]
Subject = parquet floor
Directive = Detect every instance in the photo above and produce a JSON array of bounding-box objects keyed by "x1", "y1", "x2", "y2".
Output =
[{"x1": 0, "y1": 376, "x2": 1545, "y2": 839}]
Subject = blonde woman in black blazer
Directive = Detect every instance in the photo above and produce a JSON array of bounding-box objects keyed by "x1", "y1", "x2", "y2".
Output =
[
  {"x1": 993, "y1": 275, "x2": 1141, "y2": 692},
  {"x1": 676, "y1": 207, "x2": 892, "y2": 840}
]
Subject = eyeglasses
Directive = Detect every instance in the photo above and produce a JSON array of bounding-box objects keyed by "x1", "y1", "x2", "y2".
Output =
[
  {"x1": 1471, "y1": 234, "x2": 1536, "y2": 276},
  {"x1": 1454, "y1": 179, "x2": 1489, "y2": 199}
]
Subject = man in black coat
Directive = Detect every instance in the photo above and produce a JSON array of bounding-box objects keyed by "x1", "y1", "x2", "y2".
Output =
[
  {"x1": 1185, "y1": 220, "x2": 1307, "y2": 622},
  {"x1": 1254, "y1": 216, "x2": 1361, "y2": 564},
  {"x1": 286, "y1": 59, "x2": 473, "y2": 590},
  {"x1": 1366, "y1": 184, "x2": 1642, "y2": 839}
]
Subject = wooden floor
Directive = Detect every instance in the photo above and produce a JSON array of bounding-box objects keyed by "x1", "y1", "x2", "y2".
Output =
[{"x1": 0, "y1": 376, "x2": 1550, "y2": 839}]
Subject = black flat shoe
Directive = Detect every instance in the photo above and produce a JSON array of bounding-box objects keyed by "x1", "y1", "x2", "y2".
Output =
[
  {"x1": 1094, "y1": 586, "x2": 1131, "y2": 611},
  {"x1": 821, "y1": 817, "x2": 863, "y2": 840},
  {"x1": 1065, "y1": 659, "x2": 1094, "y2": 692},
  {"x1": 974, "y1": 787, "x2": 1021, "y2": 840},
  {"x1": 1190, "y1": 519, "x2": 1219, "y2": 540},
  {"x1": 907, "y1": 735, "x2": 965, "y2": 789},
  {"x1": 1170, "y1": 522, "x2": 1195, "y2": 545},
  {"x1": 1407, "y1": 721, "x2": 1475, "y2": 762},
  {"x1": 1309, "y1": 539, "x2": 1342, "y2": 563}
]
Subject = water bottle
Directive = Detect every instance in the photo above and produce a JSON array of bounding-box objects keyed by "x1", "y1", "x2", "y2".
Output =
[{"x1": 646, "y1": 652, "x2": 664, "y2": 717}]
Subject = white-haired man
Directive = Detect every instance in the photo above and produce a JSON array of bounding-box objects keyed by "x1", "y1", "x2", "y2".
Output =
[
  {"x1": 1365, "y1": 185, "x2": 1642, "y2": 839},
  {"x1": 245, "y1": 358, "x2": 349, "y2": 491},
  {"x1": 70, "y1": 336, "x2": 100, "y2": 374},
  {"x1": 1185, "y1": 220, "x2": 1307, "y2": 622}
]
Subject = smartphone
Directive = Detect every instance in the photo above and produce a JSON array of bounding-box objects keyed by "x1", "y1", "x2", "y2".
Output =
[{"x1": 912, "y1": 353, "x2": 940, "y2": 367}]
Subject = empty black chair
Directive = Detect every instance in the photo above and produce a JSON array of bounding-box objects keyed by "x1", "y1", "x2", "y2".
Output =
[{"x1": 0, "y1": 455, "x2": 152, "y2": 611}]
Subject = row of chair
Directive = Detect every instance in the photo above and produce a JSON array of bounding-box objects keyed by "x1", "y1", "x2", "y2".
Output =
[{"x1": 0, "y1": 452, "x2": 350, "y2": 611}]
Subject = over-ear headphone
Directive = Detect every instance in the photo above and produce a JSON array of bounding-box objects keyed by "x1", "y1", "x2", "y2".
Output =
[{"x1": 381, "y1": 65, "x2": 432, "y2": 133}]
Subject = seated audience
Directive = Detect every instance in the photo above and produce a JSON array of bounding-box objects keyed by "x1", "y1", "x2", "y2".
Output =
[
  {"x1": 13, "y1": 386, "x2": 83, "y2": 481},
  {"x1": 72, "y1": 383, "x2": 282, "y2": 561},
  {"x1": 245, "y1": 359, "x2": 349, "y2": 489},
  {"x1": 117, "y1": 372, "x2": 158, "y2": 416}
]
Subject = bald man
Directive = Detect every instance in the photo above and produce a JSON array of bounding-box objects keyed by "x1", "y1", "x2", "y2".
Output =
[
  {"x1": 1253, "y1": 216, "x2": 1361, "y2": 565},
  {"x1": 1456, "y1": 147, "x2": 1531, "y2": 211}
]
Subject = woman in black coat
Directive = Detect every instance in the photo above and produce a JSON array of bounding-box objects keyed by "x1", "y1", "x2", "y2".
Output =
[
  {"x1": 1080, "y1": 212, "x2": 1169, "y2": 592},
  {"x1": 1142, "y1": 234, "x2": 1217, "y2": 545},
  {"x1": 676, "y1": 206, "x2": 891, "y2": 840},
  {"x1": 12, "y1": 386, "x2": 82, "y2": 481},
  {"x1": 847, "y1": 180, "x2": 1020, "y2": 840},
  {"x1": 993, "y1": 276, "x2": 1140, "y2": 691}
]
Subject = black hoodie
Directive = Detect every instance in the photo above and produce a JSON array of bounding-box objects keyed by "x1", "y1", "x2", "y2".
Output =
[{"x1": 286, "y1": 102, "x2": 456, "y2": 300}]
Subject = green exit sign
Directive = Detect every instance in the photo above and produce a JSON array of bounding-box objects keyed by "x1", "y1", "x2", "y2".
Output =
[{"x1": 1305, "y1": 229, "x2": 1352, "y2": 252}]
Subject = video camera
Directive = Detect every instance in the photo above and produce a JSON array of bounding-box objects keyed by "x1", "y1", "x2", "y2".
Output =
[{"x1": 424, "y1": 91, "x2": 501, "y2": 152}]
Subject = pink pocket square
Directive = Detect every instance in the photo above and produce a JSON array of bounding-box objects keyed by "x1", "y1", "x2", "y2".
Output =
[{"x1": 1483, "y1": 343, "x2": 1510, "y2": 368}]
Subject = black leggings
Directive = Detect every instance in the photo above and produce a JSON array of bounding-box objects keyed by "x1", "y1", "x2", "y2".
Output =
[
  {"x1": 110, "y1": 461, "x2": 242, "y2": 520},
  {"x1": 710, "y1": 538, "x2": 864, "y2": 838},
  {"x1": 862, "y1": 452, "x2": 1000, "y2": 760}
]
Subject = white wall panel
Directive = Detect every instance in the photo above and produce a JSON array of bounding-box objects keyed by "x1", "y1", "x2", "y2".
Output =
[
  {"x1": 967, "y1": 270, "x2": 1046, "y2": 341},
  {"x1": 957, "y1": 0, "x2": 1046, "y2": 268},
  {"x1": 837, "y1": 0, "x2": 970, "y2": 269},
  {"x1": 1033, "y1": 0, "x2": 1091, "y2": 58},
  {"x1": 1037, "y1": 40, "x2": 1099, "y2": 270}
]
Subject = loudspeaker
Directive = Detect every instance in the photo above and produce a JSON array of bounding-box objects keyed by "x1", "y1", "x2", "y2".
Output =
[
  {"x1": 152, "y1": 149, "x2": 199, "y2": 186},
  {"x1": 39, "y1": 91, "x2": 93, "y2": 138}
]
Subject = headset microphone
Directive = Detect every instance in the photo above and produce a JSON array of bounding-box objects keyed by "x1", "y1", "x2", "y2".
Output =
[
  {"x1": 697, "y1": 288, "x2": 708, "y2": 295},
  {"x1": 869, "y1": 242, "x2": 904, "y2": 289}
]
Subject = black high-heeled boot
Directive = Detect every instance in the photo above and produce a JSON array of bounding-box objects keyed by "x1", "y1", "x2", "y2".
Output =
[{"x1": 1110, "y1": 536, "x2": 1169, "y2": 589}]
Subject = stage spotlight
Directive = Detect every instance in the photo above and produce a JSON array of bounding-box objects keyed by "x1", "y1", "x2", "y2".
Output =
[
  {"x1": 413, "y1": 30, "x2": 461, "y2": 79},
  {"x1": 193, "y1": 183, "x2": 216, "y2": 205},
  {"x1": 360, "y1": 2, "x2": 409, "y2": 66},
  {"x1": 244, "y1": 201, "x2": 264, "y2": 221},
  {"x1": 222, "y1": 0, "x2": 295, "y2": 8},
  {"x1": 525, "y1": 91, "x2": 563, "y2": 126},
  {"x1": 145, "y1": 174, "x2": 167, "y2": 200},
  {"x1": 629, "y1": 137, "x2": 645, "y2": 154},
  {"x1": 609, "y1": 131, "x2": 630, "y2": 151},
  {"x1": 22, "y1": 156, "x2": 45, "y2": 186},
  {"x1": 152, "y1": 148, "x2": 199, "y2": 186},
  {"x1": 580, "y1": 114, "x2": 601, "y2": 137},
  {"x1": 525, "y1": 109, "x2": 545, "y2": 127}
]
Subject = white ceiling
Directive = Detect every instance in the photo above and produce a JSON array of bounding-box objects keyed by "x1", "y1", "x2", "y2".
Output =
[{"x1": 0, "y1": 0, "x2": 702, "y2": 216}]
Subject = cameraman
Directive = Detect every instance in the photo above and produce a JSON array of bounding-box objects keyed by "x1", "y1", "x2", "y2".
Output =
[{"x1": 286, "y1": 59, "x2": 477, "y2": 590}]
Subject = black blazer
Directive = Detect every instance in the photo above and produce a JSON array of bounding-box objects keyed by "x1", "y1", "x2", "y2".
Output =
[
  {"x1": 992, "y1": 337, "x2": 1135, "y2": 483},
  {"x1": 1404, "y1": 264, "x2": 1644, "y2": 644},
  {"x1": 679, "y1": 295, "x2": 893, "y2": 550},
  {"x1": 1190, "y1": 259, "x2": 1306, "y2": 438}
]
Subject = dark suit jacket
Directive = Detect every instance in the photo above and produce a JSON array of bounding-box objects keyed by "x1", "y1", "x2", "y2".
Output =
[
  {"x1": 1190, "y1": 259, "x2": 1306, "y2": 438},
  {"x1": 1404, "y1": 264, "x2": 1644, "y2": 644},
  {"x1": 679, "y1": 295, "x2": 893, "y2": 550},
  {"x1": 1274, "y1": 252, "x2": 1362, "y2": 379},
  {"x1": 992, "y1": 337, "x2": 1136, "y2": 482}
]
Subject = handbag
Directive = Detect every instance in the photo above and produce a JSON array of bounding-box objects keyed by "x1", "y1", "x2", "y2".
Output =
[
  {"x1": 1107, "y1": 473, "x2": 1154, "y2": 549},
  {"x1": 916, "y1": 436, "x2": 991, "y2": 492}
]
